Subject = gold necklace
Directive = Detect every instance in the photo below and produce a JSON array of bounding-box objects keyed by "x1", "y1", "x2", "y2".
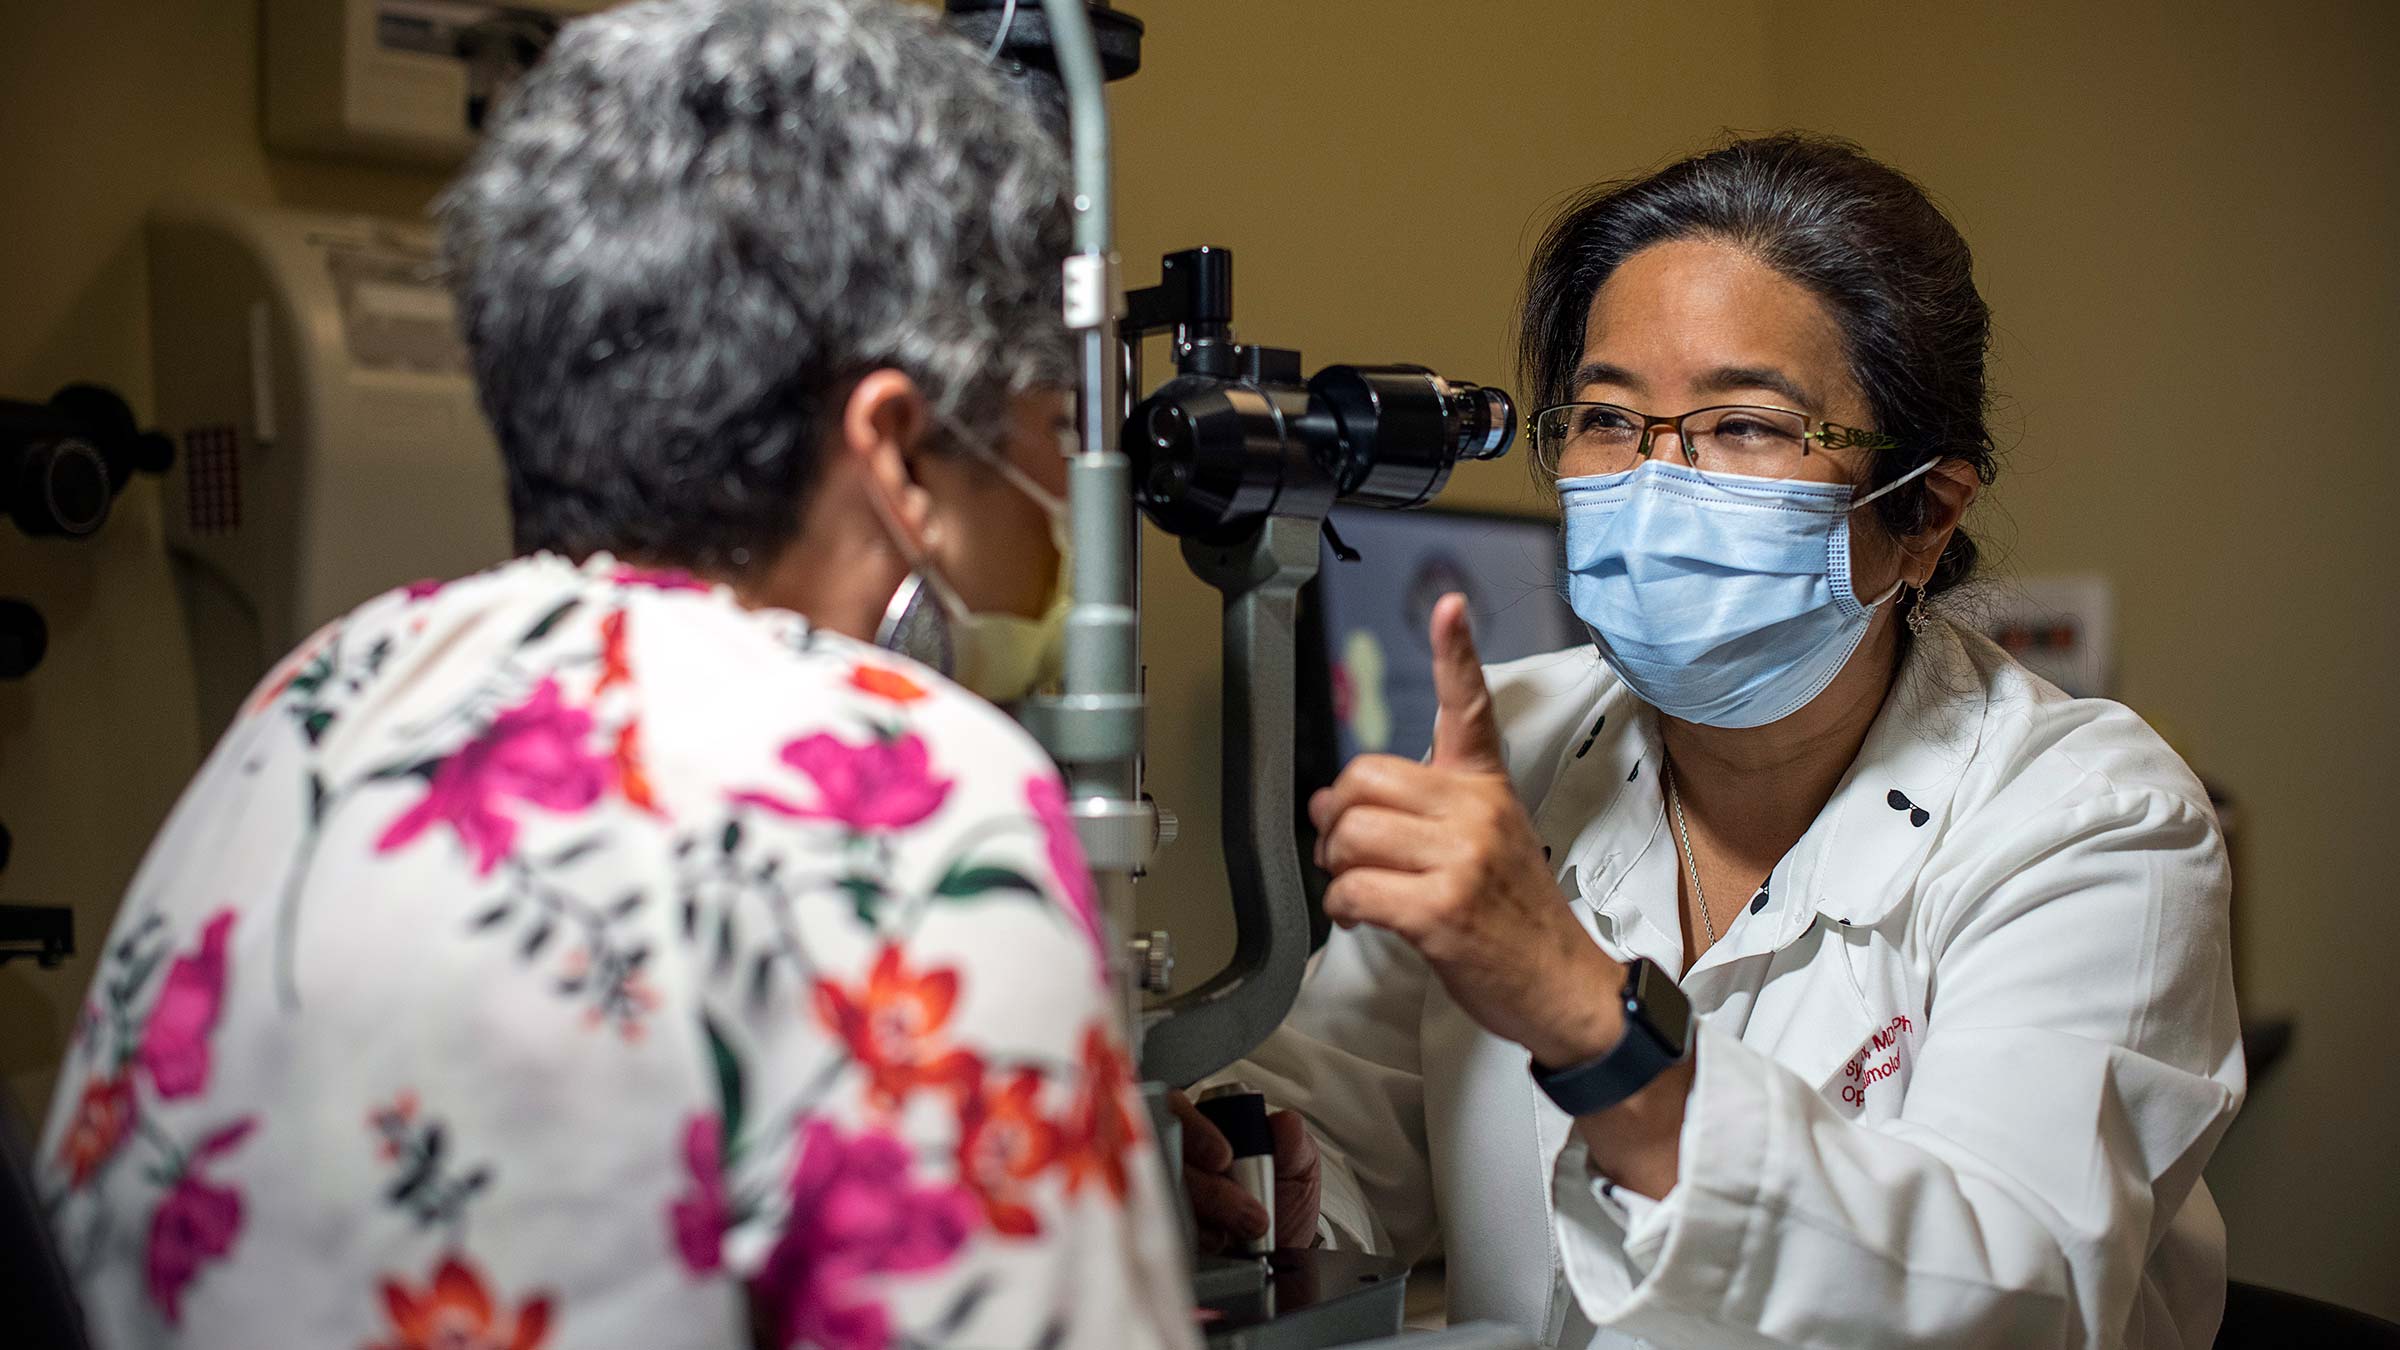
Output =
[{"x1": 1663, "y1": 761, "x2": 1719, "y2": 948}]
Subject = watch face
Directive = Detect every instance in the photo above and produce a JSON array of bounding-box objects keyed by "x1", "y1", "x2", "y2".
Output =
[{"x1": 1631, "y1": 960, "x2": 1691, "y2": 1053}]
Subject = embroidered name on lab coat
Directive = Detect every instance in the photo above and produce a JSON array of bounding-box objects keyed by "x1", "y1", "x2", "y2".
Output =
[{"x1": 1840, "y1": 1014, "x2": 1915, "y2": 1107}]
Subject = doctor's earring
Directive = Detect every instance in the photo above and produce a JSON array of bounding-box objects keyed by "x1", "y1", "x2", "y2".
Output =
[{"x1": 1904, "y1": 583, "x2": 1932, "y2": 637}]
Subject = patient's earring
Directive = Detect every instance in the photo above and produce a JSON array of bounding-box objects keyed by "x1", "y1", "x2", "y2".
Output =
[{"x1": 1904, "y1": 583, "x2": 1932, "y2": 636}]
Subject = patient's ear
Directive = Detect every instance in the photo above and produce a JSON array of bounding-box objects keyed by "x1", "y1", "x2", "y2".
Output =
[{"x1": 842, "y1": 369, "x2": 937, "y2": 545}]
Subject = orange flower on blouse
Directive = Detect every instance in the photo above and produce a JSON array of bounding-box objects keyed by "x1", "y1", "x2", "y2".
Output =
[
  {"x1": 612, "y1": 720, "x2": 661, "y2": 816},
  {"x1": 813, "y1": 945, "x2": 982, "y2": 1114},
  {"x1": 58, "y1": 1072, "x2": 135, "y2": 1189},
  {"x1": 596, "y1": 609, "x2": 634, "y2": 696},
  {"x1": 1061, "y1": 1023, "x2": 1142, "y2": 1204},
  {"x1": 370, "y1": 1255, "x2": 553, "y2": 1350},
  {"x1": 848, "y1": 664, "x2": 931, "y2": 704},
  {"x1": 958, "y1": 1068, "x2": 1064, "y2": 1237}
]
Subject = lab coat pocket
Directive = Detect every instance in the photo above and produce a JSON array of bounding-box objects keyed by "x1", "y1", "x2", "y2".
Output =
[
  {"x1": 1751, "y1": 924, "x2": 1916, "y2": 1122},
  {"x1": 1827, "y1": 1010, "x2": 1920, "y2": 1121}
]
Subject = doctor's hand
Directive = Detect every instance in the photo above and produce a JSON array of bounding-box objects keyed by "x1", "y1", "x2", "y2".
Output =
[
  {"x1": 1167, "y1": 1090, "x2": 1320, "y2": 1254},
  {"x1": 1309, "y1": 595, "x2": 1625, "y2": 1071}
]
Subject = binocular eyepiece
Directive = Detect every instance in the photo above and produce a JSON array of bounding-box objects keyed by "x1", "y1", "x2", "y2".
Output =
[
  {"x1": 1134, "y1": 358, "x2": 1514, "y2": 540},
  {"x1": 1308, "y1": 363, "x2": 1515, "y2": 503},
  {"x1": 1124, "y1": 248, "x2": 1516, "y2": 541}
]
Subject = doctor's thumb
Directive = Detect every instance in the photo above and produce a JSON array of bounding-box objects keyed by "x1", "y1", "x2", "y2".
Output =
[{"x1": 1429, "y1": 593, "x2": 1505, "y2": 774}]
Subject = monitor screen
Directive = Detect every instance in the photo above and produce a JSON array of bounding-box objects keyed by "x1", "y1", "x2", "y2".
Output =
[{"x1": 1310, "y1": 505, "x2": 1582, "y2": 767}]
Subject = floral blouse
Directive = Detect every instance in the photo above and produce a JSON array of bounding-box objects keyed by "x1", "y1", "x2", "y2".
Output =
[{"x1": 37, "y1": 554, "x2": 1199, "y2": 1350}]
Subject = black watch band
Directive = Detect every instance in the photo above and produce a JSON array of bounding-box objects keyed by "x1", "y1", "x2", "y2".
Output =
[{"x1": 1529, "y1": 957, "x2": 1692, "y2": 1117}]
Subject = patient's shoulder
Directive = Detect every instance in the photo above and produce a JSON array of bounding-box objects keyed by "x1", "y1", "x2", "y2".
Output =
[{"x1": 635, "y1": 596, "x2": 1058, "y2": 798}]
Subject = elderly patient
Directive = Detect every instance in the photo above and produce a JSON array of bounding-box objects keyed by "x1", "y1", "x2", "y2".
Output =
[{"x1": 36, "y1": 2, "x2": 1197, "y2": 1347}]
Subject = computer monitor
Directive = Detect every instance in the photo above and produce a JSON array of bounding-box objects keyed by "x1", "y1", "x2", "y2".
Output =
[
  {"x1": 1293, "y1": 505, "x2": 1582, "y2": 946},
  {"x1": 1307, "y1": 505, "x2": 1581, "y2": 766}
]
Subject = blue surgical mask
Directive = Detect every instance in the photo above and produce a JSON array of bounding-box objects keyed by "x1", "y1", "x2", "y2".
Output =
[{"x1": 1558, "y1": 457, "x2": 1936, "y2": 729}]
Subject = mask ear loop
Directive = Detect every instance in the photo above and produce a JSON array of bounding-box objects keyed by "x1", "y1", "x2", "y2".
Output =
[
  {"x1": 1850, "y1": 454, "x2": 1941, "y2": 511},
  {"x1": 1850, "y1": 455, "x2": 1945, "y2": 610},
  {"x1": 966, "y1": 443, "x2": 1069, "y2": 520},
  {"x1": 871, "y1": 399, "x2": 1076, "y2": 600},
  {"x1": 868, "y1": 413, "x2": 1069, "y2": 637},
  {"x1": 858, "y1": 442, "x2": 978, "y2": 674},
  {"x1": 939, "y1": 416, "x2": 1072, "y2": 537},
  {"x1": 935, "y1": 415, "x2": 1077, "y2": 574}
]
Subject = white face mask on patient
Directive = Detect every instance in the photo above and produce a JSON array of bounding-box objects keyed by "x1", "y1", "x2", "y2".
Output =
[{"x1": 870, "y1": 423, "x2": 1073, "y2": 706}]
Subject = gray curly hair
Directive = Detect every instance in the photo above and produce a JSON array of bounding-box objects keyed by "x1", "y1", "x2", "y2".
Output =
[{"x1": 438, "y1": 0, "x2": 1071, "y2": 573}]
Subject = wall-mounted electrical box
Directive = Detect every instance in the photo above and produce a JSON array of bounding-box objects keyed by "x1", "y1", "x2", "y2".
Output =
[
  {"x1": 149, "y1": 203, "x2": 513, "y2": 738},
  {"x1": 262, "y1": 0, "x2": 614, "y2": 167}
]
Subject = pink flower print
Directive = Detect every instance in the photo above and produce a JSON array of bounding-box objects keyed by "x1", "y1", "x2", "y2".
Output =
[
  {"x1": 1027, "y1": 775, "x2": 1108, "y2": 980},
  {"x1": 145, "y1": 1118, "x2": 255, "y2": 1325},
  {"x1": 668, "y1": 1114, "x2": 727, "y2": 1275},
  {"x1": 138, "y1": 909, "x2": 236, "y2": 1100},
  {"x1": 609, "y1": 565, "x2": 710, "y2": 593},
  {"x1": 376, "y1": 678, "x2": 611, "y2": 875},
  {"x1": 756, "y1": 1120, "x2": 978, "y2": 1350},
  {"x1": 402, "y1": 578, "x2": 445, "y2": 602},
  {"x1": 732, "y1": 732, "x2": 953, "y2": 834}
]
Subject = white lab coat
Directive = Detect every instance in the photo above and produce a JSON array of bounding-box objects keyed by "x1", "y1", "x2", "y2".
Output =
[{"x1": 1229, "y1": 617, "x2": 2244, "y2": 1348}]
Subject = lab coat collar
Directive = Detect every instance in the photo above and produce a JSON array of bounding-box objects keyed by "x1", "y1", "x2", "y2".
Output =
[
  {"x1": 1553, "y1": 617, "x2": 1990, "y2": 971},
  {"x1": 1779, "y1": 615, "x2": 1989, "y2": 937},
  {"x1": 1535, "y1": 679, "x2": 1670, "y2": 957}
]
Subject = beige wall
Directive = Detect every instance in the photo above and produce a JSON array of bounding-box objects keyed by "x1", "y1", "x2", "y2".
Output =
[
  {"x1": 1766, "y1": 1, "x2": 2400, "y2": 1319},
  {"x1": 2, "y1": 0, "x2": 2393, "y2": 1323}
]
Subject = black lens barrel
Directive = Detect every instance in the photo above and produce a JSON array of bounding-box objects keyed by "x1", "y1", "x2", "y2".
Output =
[{"x1": 1133, "y1": 363, "x2": 1517, "y2": 537}]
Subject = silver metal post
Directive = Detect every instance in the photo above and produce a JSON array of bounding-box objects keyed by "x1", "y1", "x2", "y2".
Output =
[{"x1": 1022, "y1": 0, "x2": 1153, "y2": 1044}]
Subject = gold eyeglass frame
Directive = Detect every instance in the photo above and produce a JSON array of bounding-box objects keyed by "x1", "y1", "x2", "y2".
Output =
[{"x1": 1530, "y1": 401, "x2": 1902, "y2": 476}]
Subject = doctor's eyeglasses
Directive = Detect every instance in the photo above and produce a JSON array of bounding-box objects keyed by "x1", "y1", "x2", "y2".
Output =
[{"x1": 1530, "y1": 402, "x2": 1901, "y2": 483}]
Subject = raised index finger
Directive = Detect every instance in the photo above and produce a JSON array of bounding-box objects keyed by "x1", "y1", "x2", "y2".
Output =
[{"x1": 1428, "y1": 593, "x2": 1505, "y2": 774}]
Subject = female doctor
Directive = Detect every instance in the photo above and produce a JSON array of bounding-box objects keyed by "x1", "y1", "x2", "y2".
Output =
[{"x1": 1177, "y1": 135, "x2": 2245, "y2": 1348}]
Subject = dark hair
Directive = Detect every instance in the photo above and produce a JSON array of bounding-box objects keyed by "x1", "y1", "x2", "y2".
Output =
[
  {"x1": 1520, "y1": 133, "x2": 1998, "y2": 598},
  {"x1": 438, "y1": 0, "x2": 1071, "y2": 574}
]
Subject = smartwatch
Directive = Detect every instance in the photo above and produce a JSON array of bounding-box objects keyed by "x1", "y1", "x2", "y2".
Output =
[{"x1": 1529, "y1": 957, "x2": 1691, "y2": 1116}]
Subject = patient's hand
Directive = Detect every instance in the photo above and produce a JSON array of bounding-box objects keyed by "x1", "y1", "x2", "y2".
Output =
[{"x1": 1168, "y1": 1090, "x2": 1321, "y2": 1254}]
